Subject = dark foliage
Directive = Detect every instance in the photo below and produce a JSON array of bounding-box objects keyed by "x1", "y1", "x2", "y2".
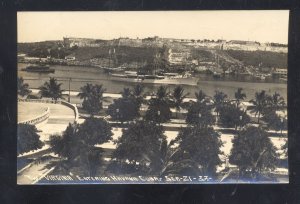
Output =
[
  {"x1": 18, "y1": 77, "x2": 31, "y2": 97},
  {"x1": 174, "y1": 125, "x2": 223, "y2": 177},
  {"x1": 186, "y1": 102, "x2": 215, "y2": 127},
  {"x1": 111, "y1": 120, "x2": 167, "y2": 173},
  {"x1": 234, "y1": 87, "x2": 246, "y2": 107},
  {"x1": 213, "y1": 90, "x2": 228, "y2": 117},
  {"x1": 249, "y1": 90, "x2": 269, "y2": 124},
  {"x1": 50, "y1": 123, "x2": 79, "y2": 162},
  {"x1": 78, "y1": 83, "x2": 108, "y2": 116},
  {"x1": 262, "y1": 110, "x2": 287, "y2": 131},
  {"x1": 145, "y1": 86, "x2": 171, "y2": 123},
  {"x1": 18, "y1": 124, "x2": 44, "y2": 155},
  {"x1": 77, "y1": 117, "x2": 113, "y2": 145},
  {"x1": 49, "y1": 119, "x2": 112, "y2": 176},
  {"x1": 229, "y1": 126, "x2": 278, "y2": 178},
  {"x1": 107, "y1": 87, "x2": 140, "y2": 122},
  {"x1": 219, "y1": 103, "x2": 250, "y2": 130},
  {"x1": 39, "y1": 77, "x2": 63, "y2": 101},
  {"x1": 171, "y1": 85, "x2": 189, "y2": 118},
  {"x1": 226, "y1": 50, "x2": 287, "y2": 68}
]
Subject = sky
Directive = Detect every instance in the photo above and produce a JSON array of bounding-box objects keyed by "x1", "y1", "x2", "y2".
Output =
[{"x1": 18, "y1": 11, "x2": 289, "y2": 44}]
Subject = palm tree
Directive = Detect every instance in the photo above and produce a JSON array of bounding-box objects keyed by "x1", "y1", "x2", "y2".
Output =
[
  {"x1": 18, "y1": 77, "x2": 31, "y2": 97},
  {"x1": 268, "y1": 92, "x2": 285, "y2": 111},
  {"x1": 145, "y1": 86, "x2": 172, "y2": 123},
  {"x1": 77, "y1": 83, "x2": 93, "y2": 101},
  {"x1": 234, "y1": 88, "x2": 246, "y2": 107},
  {"x1": 250, "y1": 90, "x2": 268, "y2": 124},
  {"x1": 78, "y1": 84, "x2": 109, "y2": 116},
  {"x1": 132, "y1": 84, "x2": 145, "y2": 107},
  {"x1": 173, "y1": 125, "x2": 223, "y2": 177},
  {"x1": 213, "y1": 90, "x2": 228, "y2": 118},
  {"x1": 39, "y1": 77, "x2": 63, "y2": 101},
  {"x1": 171, "y1": 85, "x2": 189, "y2": 118},
  {"x1": 195, "y1": 90, "x2": 207, "y2": 103},
  {"x1": 156, "y1": 85, "x2": 169, "y2": 101},
  {"x1": 132, "y1": 84, "x2": 144, "y2": 98},
  {"x1": 121, "y1": 87, "x2": 131, "y2": 100},
  {"x1": 147, "y1": 140, "x2": 201, "y2": 177}
]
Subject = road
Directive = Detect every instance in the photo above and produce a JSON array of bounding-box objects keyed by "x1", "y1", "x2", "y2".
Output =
[{"x1": 17, "y1": 102, "x2": 76, "y2": 184}]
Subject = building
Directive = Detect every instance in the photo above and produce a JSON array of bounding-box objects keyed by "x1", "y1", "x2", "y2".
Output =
[
  {"x1": 223, "y1": 40, "x2": 260, "y2": 51},
  {"x1": 63, "y1": 37, "x2": 97, "y2": 48},
  {"x1": 115, "y1": 37, "x2": 143, "y2": 47},
  {"x1": 168, "y1": 48, "x2": 190, "y2": 65},
  {"x1": 273, "y1": 68, "x2": 287, "y2": 77},
  {"x1": 65, "y1": 54, "x2": 76, "y2": 61}
]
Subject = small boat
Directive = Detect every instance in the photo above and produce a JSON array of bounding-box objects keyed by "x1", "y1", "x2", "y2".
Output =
[{"x1": 21, "y1": 65, "x2": 55, "y2": 73}]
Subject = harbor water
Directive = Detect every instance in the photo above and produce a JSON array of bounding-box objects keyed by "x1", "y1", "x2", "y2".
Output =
[{"x1": 18, "y1": 63, "x2": 287, "y2": 101}]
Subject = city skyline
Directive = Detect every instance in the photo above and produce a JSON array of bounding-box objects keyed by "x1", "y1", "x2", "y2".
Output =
[{"x1": 18, "y1": 11, "x2": 289, "y2": 44}]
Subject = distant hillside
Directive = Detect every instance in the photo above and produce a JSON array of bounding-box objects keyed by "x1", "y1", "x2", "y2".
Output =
[
  {"x1": 72, "y1": 46, "x2": 157, "y2": 65},
  {"x1": 18, "y1": 41, "x2": 61, "y2": 53},
  {"x1": 191, "y1": 49, "x2": 214, "y2": 61},
  {"x1": 18, "y1": 41, "x2": 288, "y2": 69},
  {"x1": 225, "y1": 50, "x2": 287, "y2": 68},
  {"x1": 18, "y1": 41, "x2": 69, "y2": 59},
  {"x1": 18, "y1": 42, "x2": 158, "y2": 66}
]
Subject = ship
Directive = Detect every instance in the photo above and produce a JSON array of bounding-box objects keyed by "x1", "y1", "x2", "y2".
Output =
[
  {"x1": 21, "y1": 65, "x2": 55, "y2": 73},
  {"x1": 109, "y1": 71, "x2": 199, "y2": 86},
  {"x1": 107, "y1": 47, "x2": 198, "y2": 86}
]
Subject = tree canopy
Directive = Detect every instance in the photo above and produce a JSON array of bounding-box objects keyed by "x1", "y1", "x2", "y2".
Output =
[
  {"x1": 195, "y1": 90, "x2": 208, "y2": 104},
  {"x1": 111, "y1": 120, "x2": 167, "y2": 173},
  {"x1": 77, "y1": 117, "x2": 113, "y2": 145},
  {"x1": 249, "y1": 90, "x2": 268, "y2": 124},
  {"x1": 262, "y1": 110, "x2": 287, "y2": 132},
  {"x1": 107, "y1": 87, "x2": 140, "y2": 122},
  {"x1": 18, "y1": 77, "x2": 31, "y2": 97},
  {"x1": 186, "y1": 101, "x2": 215, "y2": 127},
  {"x1": 267, "y1": 92, "x2": 285, "y2": 112},
  {"x1": 145, "y1": 86, "x2": 171, "y2": 123},
  {"x1": 234, "y1": 88, "x2": 246, "y2": 107},
  {"x1": 78, "y1": 83, "x2": 108, "y2": 116},
  {"x1": 171, "y1": 85, "x2": 189, "y2": 118},
  {"x1": 18, "y1": 124, "x2": 44, "y2": 155},
  {"x1": 39, "y1": 77, "x2": 63, "y2": 101},
  {"x1": 219, "y1": 103, "x2": 250, "y2": 130},
  {"x1": 174, "y1": 125, "x2": 223, "y2": 177},
  {"x1": 213, "y1": 90, "x2": 228, "y2": 117},
  {"x1": 50, "y1": 123, "x2": 80, "y2": 162},
  {"x1": 229, "y1": 126, "x2": 278, "y2": 178},
  {"x1": 50, "y1": 118, "x2": 112, "y2": 176}
]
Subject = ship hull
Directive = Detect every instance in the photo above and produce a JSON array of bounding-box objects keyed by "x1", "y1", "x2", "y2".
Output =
[
  {"x1": 21, "y1": 66, "x2": 55, "y2": 73},
  {"x1": 21, "y1": 69, "x2": 55, "y2": 73},
  {"x1": 109, "y1": 76, "x2": 199, "y2": 86}
]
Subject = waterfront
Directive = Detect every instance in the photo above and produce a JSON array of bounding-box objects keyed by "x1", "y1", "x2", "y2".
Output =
[{"x1": 18, "y1": 63, "x2": 287, "y2": 101}]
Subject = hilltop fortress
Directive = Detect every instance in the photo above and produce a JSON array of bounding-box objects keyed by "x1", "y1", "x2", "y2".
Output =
[{"x1": 63, "y1": 36, "x2": 287, "y2": 53}]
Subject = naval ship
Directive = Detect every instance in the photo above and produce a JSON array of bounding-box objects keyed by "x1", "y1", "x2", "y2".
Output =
[{"x1": 109, "y1": 71, "x2": 199, "y2": 86}]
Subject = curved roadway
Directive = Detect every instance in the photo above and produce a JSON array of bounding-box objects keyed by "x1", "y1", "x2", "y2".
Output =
[{"x1": 18, "y1": 101, "x2": 76, "y2": 184}]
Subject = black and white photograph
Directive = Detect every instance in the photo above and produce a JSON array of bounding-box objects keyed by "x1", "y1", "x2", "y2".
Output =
[{"x1": 17, "y1": 11, "x2": 288, "y2": 184}]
